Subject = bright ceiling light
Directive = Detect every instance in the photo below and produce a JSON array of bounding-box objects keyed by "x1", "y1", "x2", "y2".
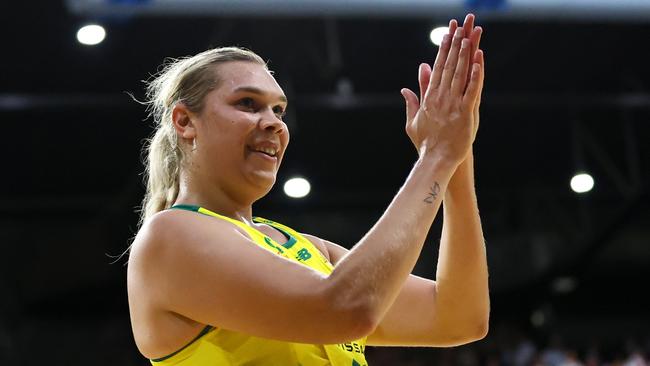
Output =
[
  {"x1": 77, "y1": 24, "x2": 106, "y2": 46},
  {"x1": 283, "y1": 177, "x2": 311, "y2": 198},
  {"x1": 429, "y1": 26, "x2": 449, "y2": 46},
  {"x1": 570, "y1": 173, "x2": 594, "y2": 193}
]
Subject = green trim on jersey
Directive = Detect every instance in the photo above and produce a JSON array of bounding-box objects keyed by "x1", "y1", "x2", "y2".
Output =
[
  {"x1": 151, "y1": 325, "x2": 214, "y2": 362},
  {"x1": 169, "y1": 204, "x2": 200, "y2": 212},
  {"x1": 170, "y1": 204, "x2": 297, "y2": 248}
]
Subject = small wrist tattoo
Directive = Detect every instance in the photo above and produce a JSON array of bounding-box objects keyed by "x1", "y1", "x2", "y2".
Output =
[{"x1": 423, "y1": 182, "x2": 441, "y2": 204}]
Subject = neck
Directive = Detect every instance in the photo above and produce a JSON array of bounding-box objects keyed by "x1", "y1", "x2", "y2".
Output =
[{"x1": 174, "y1": 170, "x2": 256, "y2": 224}]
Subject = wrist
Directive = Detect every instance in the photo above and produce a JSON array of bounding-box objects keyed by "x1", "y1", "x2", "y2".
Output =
[
  {"x1": 415, "y1": 153, "x2": 459, "y2": 178},
  {"x1": 446, "y1": 151, "x2": 476, "y2": 199},
  {"x1": 418, "y1": 141, "x2": 469, "y2": 167}
]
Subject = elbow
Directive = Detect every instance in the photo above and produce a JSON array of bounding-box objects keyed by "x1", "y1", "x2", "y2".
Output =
[
  {"x1": 439, "y1": 320, "x2": 489, "y2": 347},
  {"x1": 321, "y1": 287, "x2": 380, "y2": 342},
  {"x1": 440, "y1": 309, "x2": 490, "y2": 346},
  {"x1": 460, "y1": 311, "x2": 490, "y2": 344},
  {"x1": 467, "y1": 320, "x2": 489, "y2": 342},
  {"x1": 464, "y1": 303, "x2": 490, "y2": 343},
  {"x1": 458, "y1": 293, "x2": 491, "y2": 344},
  {"x1": 332, "y1": 299, "x2": 380, "y2": 342},
  {"x1": 351, "y1": 303, "x2": 382, "y2": 339}
]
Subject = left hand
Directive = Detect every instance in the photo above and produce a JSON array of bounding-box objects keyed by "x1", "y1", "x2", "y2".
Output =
[{"x1": 402, "y1": 14, "x2": 485, "y2": 149}]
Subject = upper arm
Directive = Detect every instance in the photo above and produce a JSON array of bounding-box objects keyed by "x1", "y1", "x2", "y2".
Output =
[
  {"x1": 127, "y1": 211, "x2": 371, "y2": 344},
  {"x1": 315, "y1": 236, "x2": 483, "y2": 347}
]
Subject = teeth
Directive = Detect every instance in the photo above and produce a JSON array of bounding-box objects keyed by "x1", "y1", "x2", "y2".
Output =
[{"x1": 256, "y1": 147, "x2": 277, "y2": 156}]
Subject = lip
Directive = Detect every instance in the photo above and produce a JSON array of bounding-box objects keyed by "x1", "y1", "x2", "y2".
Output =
[
  {"x1": 247, "y1": 140, "x2": 281, "y2": 161},
  {"x1": 252, "y1": 150, "x2": 278, "y2": 161},
  {"x1": 250, "y1": 141, "x2": 280, "y2": 152},
  {"x1": 247, "y1": 147, "x2": 279, "y2": 162}
]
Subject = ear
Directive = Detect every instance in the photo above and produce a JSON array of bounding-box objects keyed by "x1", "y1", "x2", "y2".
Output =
[{"x1": 171, "y1": 102, "x2": 197, "y2": 140}]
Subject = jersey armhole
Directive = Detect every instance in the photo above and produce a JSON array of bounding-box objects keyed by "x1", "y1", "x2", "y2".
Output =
[{"x1": 150, "y1": 325, "x2": 214, "y2": 363}]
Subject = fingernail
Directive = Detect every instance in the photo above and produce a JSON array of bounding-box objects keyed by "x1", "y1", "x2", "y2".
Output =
[
  {"x1": 461, "y1": 39, "x2": 469, "y2": 48},
  {"x1": 455, "y1": 28, "x2": 463, "y2": 37}
]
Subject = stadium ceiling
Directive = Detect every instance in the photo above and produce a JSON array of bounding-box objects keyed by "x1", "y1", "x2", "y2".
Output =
[{"x1": 66, "y1": 0, "x2": 650, "y2": 21}]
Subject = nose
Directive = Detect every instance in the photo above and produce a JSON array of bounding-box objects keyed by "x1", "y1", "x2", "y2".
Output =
[{"x1": 259, "y1": 110, "x2": 287, "y2": 135}]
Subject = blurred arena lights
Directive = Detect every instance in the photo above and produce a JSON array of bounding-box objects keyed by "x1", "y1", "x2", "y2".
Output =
[
  {"x1": 530, "y1": 309, "x2": 545, "y2": 328},
  {"x1": 76, "y1": 24, "x2": 105, "y2": 45},
  {"x1": 570, "y1": 172, "x2": 594, "y2": 193},
  {"x1": 283, "y1": 177, "x2": 311, "y2": 199},
  {"x1": 429, "y1": 26, "x2": 449, "y2": 46},
  {"x1": 551, "y1": 276, "x2": 578, "y2": 294}
]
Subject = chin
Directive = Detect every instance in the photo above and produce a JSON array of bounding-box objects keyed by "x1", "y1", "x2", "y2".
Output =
[{"x1": 248, "y1": 171, "x2": 277, "y2": 196}]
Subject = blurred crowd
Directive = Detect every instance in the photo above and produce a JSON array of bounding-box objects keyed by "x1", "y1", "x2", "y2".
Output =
[
  {"x1": 2, "y1": 316, "x2": 648, "y2": 365},
  {"x1": 366, "y1": 325, "x2": 650, "y2": 366}
]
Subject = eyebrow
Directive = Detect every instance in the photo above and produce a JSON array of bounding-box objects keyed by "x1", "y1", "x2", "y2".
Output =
[{"x1": 233, "y1": 86, "x2": 287, "y2": 103}]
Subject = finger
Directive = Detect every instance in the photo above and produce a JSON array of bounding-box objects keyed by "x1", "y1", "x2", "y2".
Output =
[
  {"x1": 401, "y1": 88, "x2": 419, "y2": 122},
  {"x1": 428, "y1": 33, "x2": 452, "y2": 93},
  {"x1": 472, "y1": 50, "x2": 485, "y2": 137},
  {"x1": 463, "y1": 13, "x2": 475, "y2": 40},
  {"x1": 462, "y1": 12, "x2": 475, "y2": 94},
  {"x1": 465, "y1": 26, "x2": 483, "y2": 91},
  {"x1": 448, "y1": 18, "x2": 458, "y2": 37},
  {"x1": 451, "y1": 38, "x2": 472, "y2": 96},
  {"x1": 463, "y1": 51, "x2": 484, "y2": 108},
  {"x1": 428, "y1": 19, "x2": 458, "y2": 93},
  {"x1": 473, "y1": 50, "x2": 485, "y2": 110},
  {"x1": 418, "y1": 63, "x2": 432, "y2": 101},
  {"x1": 438, "y1": 27, "x2": 465, "y2": 92},
  {"x1": 471, "y1": 26, "x2": 483, "y2": 52}
]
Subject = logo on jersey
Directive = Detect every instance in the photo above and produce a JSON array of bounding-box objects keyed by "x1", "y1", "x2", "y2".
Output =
[{"x1": 296, "y1": 248, "x2": 312, "y2": 261}]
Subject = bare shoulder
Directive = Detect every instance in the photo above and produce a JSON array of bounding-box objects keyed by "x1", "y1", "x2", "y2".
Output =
[
  {"x1": 127, "y1": 209, "x2": 245, "y2": 358},
  {"x1": 129, "y1": 210, "x2": 229, "y2": 286},
  {"x1": 128, "y1": 208, "x2": 249, "y2": 305}
]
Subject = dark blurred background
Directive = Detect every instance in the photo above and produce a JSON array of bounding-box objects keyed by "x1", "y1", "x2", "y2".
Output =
[{"x1": 1, "y1": 0, "x2": 649, "y2": 365}]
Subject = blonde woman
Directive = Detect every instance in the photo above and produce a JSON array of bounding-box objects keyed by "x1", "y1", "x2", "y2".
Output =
[{"x1": 128, "y1": 14, "x2": 489, "y2": 366}]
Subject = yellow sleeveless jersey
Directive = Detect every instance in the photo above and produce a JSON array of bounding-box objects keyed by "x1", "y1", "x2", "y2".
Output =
[{"x1": 150, "y1": 204, "x2": 368, "y2": 366}]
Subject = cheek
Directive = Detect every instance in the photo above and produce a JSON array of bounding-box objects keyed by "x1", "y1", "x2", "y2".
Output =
[{"x1": 282, "y1": 129, "x2": 290, "y2": 147}]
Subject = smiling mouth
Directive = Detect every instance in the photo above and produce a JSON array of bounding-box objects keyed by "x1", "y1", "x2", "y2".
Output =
[
  {"x1": 255, "y1": 147, "x2": 277, "y2": 157},
  {"x1": 248, "y1": 146, "x2": 278, "y2": 159}
]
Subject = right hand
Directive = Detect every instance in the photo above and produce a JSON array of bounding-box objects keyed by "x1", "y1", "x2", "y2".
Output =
[{"x1": 401, "y1": 15, "x2": 485, "y2": 164}]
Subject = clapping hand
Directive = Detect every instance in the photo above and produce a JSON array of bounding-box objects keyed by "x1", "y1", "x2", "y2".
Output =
[{"x1": 401, "y1": 14, "x2": 485, "y2": 164}]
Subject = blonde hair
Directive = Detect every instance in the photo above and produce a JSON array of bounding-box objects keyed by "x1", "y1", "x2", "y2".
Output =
[{"x1": 140, "y1": 47, "x2": 266, "y2": 225}]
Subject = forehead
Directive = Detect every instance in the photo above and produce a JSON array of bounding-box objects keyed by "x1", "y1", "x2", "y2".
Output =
[{"x1": 215, "y1": 61, "x2": 284, "y2": 97}]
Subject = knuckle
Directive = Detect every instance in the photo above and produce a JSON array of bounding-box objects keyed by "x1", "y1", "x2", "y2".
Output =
[{"x1": 427, "y1": 97, "x2": 441, "y2": 110}]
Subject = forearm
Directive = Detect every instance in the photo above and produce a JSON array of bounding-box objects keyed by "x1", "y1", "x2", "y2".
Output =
[
  {"x1": 436, "y1": 151, "x2": 490, "y2": 331},
  {"x1": 326, "y1": 155, "x2": 457, "y2": 326}
]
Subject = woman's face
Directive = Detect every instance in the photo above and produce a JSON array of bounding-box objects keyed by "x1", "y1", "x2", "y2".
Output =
[{"x1": 190, "y1": 61, "x2": 290, "y2": 201}]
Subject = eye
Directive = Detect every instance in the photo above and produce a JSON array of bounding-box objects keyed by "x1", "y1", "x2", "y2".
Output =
[
  {"x1": 273, "y1": 105, "x2": 286, "y2": 118},
  {"x1": 237, "y1": 97, "x2": 256, "y2": 110}
]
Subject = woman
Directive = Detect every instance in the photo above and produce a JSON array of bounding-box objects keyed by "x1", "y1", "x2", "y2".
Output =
[{"x1": 128, "y1": 14, "x2": 489, "y2": 366}]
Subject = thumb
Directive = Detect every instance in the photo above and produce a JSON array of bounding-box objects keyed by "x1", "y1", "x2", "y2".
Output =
[{"x1": 400, "y1": 88, "x2": 419, "y2": 123}]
